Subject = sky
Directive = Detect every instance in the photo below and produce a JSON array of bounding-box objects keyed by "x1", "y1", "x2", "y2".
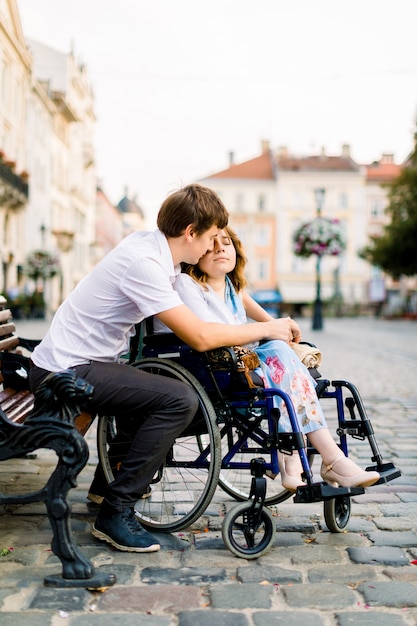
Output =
[{"x1": 17, "y1": 0, "x2": 417, "y2": 227}]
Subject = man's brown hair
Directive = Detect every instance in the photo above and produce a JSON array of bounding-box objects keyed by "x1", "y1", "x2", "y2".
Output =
[{"x1": 157, "y1": 183, "x2": 229, "y2": 237}]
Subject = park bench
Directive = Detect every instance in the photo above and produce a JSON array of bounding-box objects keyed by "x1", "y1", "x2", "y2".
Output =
[{"x1": 0, "y1": 295, "x2": 115, "y2": 589}]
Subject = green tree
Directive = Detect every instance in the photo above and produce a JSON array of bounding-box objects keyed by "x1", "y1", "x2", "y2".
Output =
[{"x1": 361, "y1": 126, "x2": 417, "y2": 277}]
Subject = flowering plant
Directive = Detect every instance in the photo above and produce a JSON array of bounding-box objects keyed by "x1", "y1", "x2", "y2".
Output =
[
  {"x1": 25, "y1": 250, "x2": 61, "y2": 280},
  {"x1": 293, "y1": 217, "x2": 346, "y2": 258}
]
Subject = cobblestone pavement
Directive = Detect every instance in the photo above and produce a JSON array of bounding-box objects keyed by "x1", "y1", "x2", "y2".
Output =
[{"x1": 1, "y1": 316, "x2": 417, "y2": 625}]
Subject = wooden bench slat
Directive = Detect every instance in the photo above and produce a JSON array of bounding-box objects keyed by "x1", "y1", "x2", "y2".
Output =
[
  {"x1": 0, "y1": 387, "x2": 29, "y2": 404},
  {"x1": 0, "y1": 387, "x2": 94, "y2": 432},
  {"x1": 0, "y1": 336, "x2": 19, "y2": 351},
  {"x1": 0, "y1": 322, "x2": 16, "y2": 337},
  {"x1": 6, "y1": 398, "x2": 34, "y2": 423},
  {"x1": 0, "y1": 309, "x2": 13, "y2": 323},
  {"x1": 75, "y1": 411, "x2": 95, "y2": 435},
  {"x1": 0, "y1": 389, "x2": 33, "y2": 417}
]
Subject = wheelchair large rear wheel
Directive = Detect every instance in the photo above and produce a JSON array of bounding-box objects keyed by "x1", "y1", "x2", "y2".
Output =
[{"x1": 97, "y1": 358, "x2": 221, "y2": 532}]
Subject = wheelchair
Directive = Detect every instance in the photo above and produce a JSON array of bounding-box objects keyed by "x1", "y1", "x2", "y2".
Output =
[{"x1": 96, "y1": 324, "x2": 401, "y2": 559}]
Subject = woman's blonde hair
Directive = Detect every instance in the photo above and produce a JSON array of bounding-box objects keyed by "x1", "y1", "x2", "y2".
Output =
[{"x1": 183, "y1": 225, "x2": 248, "y2": 292}]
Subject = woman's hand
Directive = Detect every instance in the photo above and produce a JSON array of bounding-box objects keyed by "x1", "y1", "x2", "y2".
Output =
[
  {"x1": 289, "y1": 318, "x2": 302, "y2": 343},
  {"x1": 265, "y1": 317, "x2": 302, "y2": 344}
]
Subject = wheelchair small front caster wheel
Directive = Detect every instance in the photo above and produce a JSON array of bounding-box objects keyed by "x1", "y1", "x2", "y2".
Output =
[
  {"x1": 222, "y1": 501, "x2": 276, "y2": 559},
  {"x1": 324, "y1": 494, "x2": 351, "y2": 532}
]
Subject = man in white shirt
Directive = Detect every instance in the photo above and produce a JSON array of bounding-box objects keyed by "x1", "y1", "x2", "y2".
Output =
[{"x1": 30, "y1": 183, "x2": 301, "y2": 553}]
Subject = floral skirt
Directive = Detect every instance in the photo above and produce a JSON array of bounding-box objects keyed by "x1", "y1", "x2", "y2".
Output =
[{"x1": 255, "y1": 340, "x2": 326, "y2": 435}]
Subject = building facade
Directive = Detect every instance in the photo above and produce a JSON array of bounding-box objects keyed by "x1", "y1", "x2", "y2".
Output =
[
  {"x1": 0, "y1": 0, "x2": 129, "y2": 318},
  {"x1": 200, "y1": 141, "x2": 410, "y2": 316},
  {"x1": 0, "y1": 0, "x2": 30, "y2": 298}
]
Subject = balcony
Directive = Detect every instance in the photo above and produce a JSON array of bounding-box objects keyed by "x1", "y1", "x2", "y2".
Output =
[{"x1": 0, "y1": 159, "x2": 29, "y2": 209}]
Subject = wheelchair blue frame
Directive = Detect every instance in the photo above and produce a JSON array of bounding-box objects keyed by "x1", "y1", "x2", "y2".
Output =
[{"x1": 97, "y1": 328, "x2": 401, "y2": 549}]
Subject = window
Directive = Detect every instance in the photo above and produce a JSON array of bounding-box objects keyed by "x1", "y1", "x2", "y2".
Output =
[
  {"x1": 258, "y1": 194, "x2": 266, "y2": 212},
  {"x1": 235, "y1": 193, "x2": 244, "y2": 213},
  {"x1": 371, "y1": 199, "x2": 384, "y2": 218},
  {"x1": 339, "y1": 193, "x2": 348, "y2": 209},
  {"x1": 257, "y1": 259, "x2": 268, "y2": 281},
  {"x1": 257, "y1": 226, "x2": 269, "y2": 247}
]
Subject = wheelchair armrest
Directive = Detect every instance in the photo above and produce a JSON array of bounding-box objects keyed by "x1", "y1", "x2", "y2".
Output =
[
  {"x1": 143, "y1": 332, "x2": 184, "y2": 347},
  {"x1": 300, "y1": 340, "x2": 318, "y2": 349},
  {"x1": 204, "y1": 346, "x2": 238, "y2": 371}
]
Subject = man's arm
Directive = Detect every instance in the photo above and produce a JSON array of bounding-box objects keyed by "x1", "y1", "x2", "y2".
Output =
[
  {"x1": 242, "y1": 292, "x2": 302, "y2": 343},
  {"x1": 157, "y1": 305, "x2": 298, "y2": 352}
]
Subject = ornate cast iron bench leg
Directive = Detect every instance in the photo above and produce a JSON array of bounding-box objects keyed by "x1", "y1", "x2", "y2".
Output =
[{"x1": 0, "y1": 371, "x2": 116, "y2": 589}]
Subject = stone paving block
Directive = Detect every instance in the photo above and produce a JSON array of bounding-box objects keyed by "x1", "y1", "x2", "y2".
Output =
[
  {"x1": 383, "y1": 565, "x2": 417, "y2": 582},
  {"x1": 347, "y1": 546, "x2": 409, "y2": 566},
  {"x1": 179, "y1": 609, "x2": 250, "y2": 626},
  {"x1": 194, "y1": 534, "x2": 226, "y2": 551},
  {"x1": 277, "y1": 502, "x2": 323, "y2": 518},
  {"x1": 405, "y1": 546, "x2": 417, "y2": 559},
  {"x1": 210, "y1": 583, "x2": 274, "y2": 609},
  {"x1": 367, "y1": 530, "x2": 417, "y2": 546},
  {"x1": 372, "y1": 517, "x2": 417, "y2": 531},
  {"x1": 398, "y1": 493, "x2": 417, "y2": 502},
  {"x1": 352, "y1": 492, "x2": 400, "y2": 504},
  {"x1": 28, "y1": 587, "x2": 90, "y2": 611},
  {"x1": 381, "y1": 503, "x2": 417, "y2": 516},
  {"x1": 345, "y1": 504, "x2": 381, "y2": 519},
  {"x1": 307, "y1": 563, "x2": 377, "y2": 583},
  {"x1": 181, "y1": 547, "x2": 239, "y2": 569},
  {"x1": 281, "y1": 582, "x2": 357, "y2": 609},
  {"x1": 7, "y1": 565, "x2": 70, "y2": 588},
  {"x1": 335, "y1": 611, "x2": 408, "y2": 625},
  {"x1": 387, "y1": 477, "x2": 417, "y2": 488},
  {"x1": 237, "y1": 565, "x2": 302, "y2": 584},
  {"x1": 357, "y1": 581, "x2": 417, "y2": 607},
  {"x1": 97, "y1": 584, "x2": 203, "y2": 613},
  {"x1": 313, "y1": 531, "x2": 369, "y2": 546},
  {"x1": 0, "y1": 546, "x2": 44, "y2": 567},
  {"x1": 275, "y1": 518, "x2": 317, "y2": 533},
  {"x1": 253, "y1": 611, "x2": 326, "y2": 626},
  {"x1": 87, "y1": 564, "x2": 136, "y2": 585},
  {"x1": 71, "y1": 615, "x2": 172, "y2": 626},
  {"x1": 0, "y1": 613, "x2": 55, "y2": 626},
  {"x1": 0, "y1": 588, "x2": 13, "y2": 608},
  {"x1": 284, "y1": 544, "x2": 343, "y2": 564},
  {"x1": 140, "y1": 566, "x2": 227, "y2": 585},
  {"x1": 266, "y1": 531, "x2": 307, "y2": 547}
]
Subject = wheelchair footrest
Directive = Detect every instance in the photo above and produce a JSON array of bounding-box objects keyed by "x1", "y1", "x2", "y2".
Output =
[
  {"x1": 366, "y1": 462, "x2": 402, "y2": 484},
  {"x1": 293, "y1": 482, "x2": 364, "y2": 503}
]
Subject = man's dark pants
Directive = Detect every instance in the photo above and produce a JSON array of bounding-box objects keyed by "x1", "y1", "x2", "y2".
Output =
[{"x1": 30, "y1": 361, "x2": 198, "y2": 508}]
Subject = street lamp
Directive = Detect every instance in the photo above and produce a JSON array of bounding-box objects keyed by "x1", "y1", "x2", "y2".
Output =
[{"x1": 312, "y1": 188, "x2": 325, "y2": 330}]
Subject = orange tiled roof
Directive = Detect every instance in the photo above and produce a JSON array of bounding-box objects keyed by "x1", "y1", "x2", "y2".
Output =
[
  {"x1": 277, "y1": 154, "x2": 359, "y2": 172},
  {"x1": 366, "y1": 161, "x2": 402, "y2": 182},
  {"x1": 208, "y1": 152, "x2": 276, "y2": 180}
]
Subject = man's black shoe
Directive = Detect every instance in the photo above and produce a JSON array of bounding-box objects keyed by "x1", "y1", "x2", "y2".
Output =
[{"x1": 92, "y1": 503, "x2": 160, "y2": 552}]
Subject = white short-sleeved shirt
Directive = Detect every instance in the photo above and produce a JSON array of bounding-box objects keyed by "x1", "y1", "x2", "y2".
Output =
[
  {"x1": 32, "y1": 229, "x2": 183, "y2": 371},
  {"x1": 153, "y1": 273, "x2": 239, "y2": 329}
]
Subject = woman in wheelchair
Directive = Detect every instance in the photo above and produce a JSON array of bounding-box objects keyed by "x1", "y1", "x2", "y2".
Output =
[{"x1": 165, "y1": 226, "x2": 380, "y2": 491}]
